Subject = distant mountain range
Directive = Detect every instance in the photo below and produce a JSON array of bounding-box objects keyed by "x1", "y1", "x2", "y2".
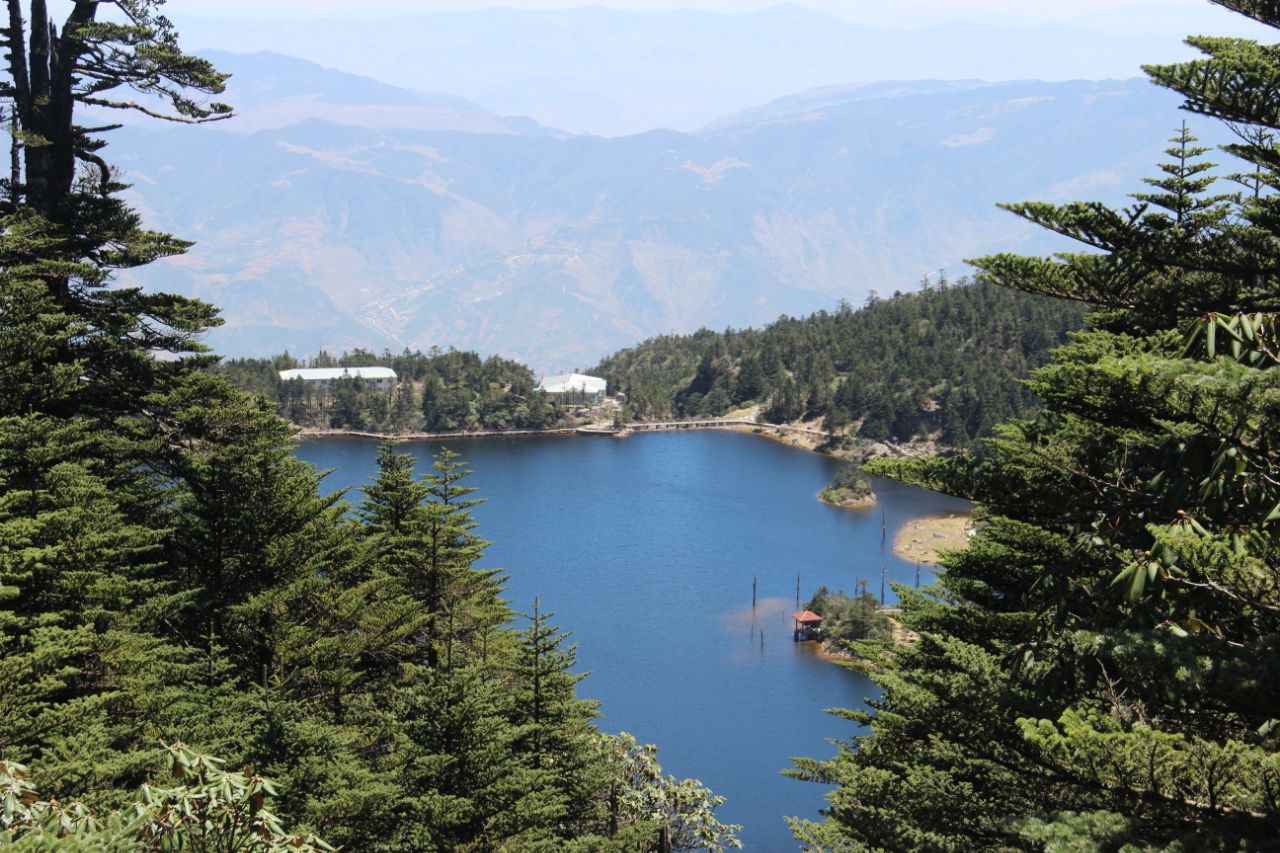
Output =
[
  {"x1": 114, "y1": 51, "x2": 1221, "y2": 369},
  {"x1": 174, "y1": 4, "x2": 1270, "y2": 136},
  {"x1": 197, "y1": 51, "x2": 555, "y2": 137}
]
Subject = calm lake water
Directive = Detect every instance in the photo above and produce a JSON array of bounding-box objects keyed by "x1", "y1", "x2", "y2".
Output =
[{"x1": 295, "y1": 430, "x2": 969, "y2": 850}]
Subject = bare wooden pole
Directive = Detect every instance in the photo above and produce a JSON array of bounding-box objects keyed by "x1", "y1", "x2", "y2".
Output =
[
  {"x1": 880, "y1": 562, "x2": 887, "y2": 604},
  {"x1": 752, "y1": 575, "x2": 757, "y2": 608}
]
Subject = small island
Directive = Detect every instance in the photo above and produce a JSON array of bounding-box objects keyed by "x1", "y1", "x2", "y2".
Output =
[
  {"x1": 799, "y1": 586, "x2": 907, "y2": 671},
  {"x1": 819, "y1": 464, "x2": 876, "y2": 509}
]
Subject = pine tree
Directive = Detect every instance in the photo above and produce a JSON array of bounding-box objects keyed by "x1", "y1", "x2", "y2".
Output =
[
  {"x1": 396, "y1": 664, "x2": 562, "y2": 850},
  {"x1": 796, "y1": 6, "x2": 1280, "y2": 848},
  {"x1": 0, "y1": 265, "x2": 201, "y2": 806},
  {"x1": 0, "y1": 2, "x2": 230, "y2": 420},
  {"x1": 421, "y1": 448, "x2": 505, "y2": 670},
  {"x1": 512, "y1": 598, "x2": 607, "y2": 835}
]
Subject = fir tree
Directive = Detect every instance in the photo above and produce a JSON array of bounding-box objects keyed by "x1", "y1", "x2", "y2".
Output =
[
  {"x1": 512, "y1": 598, "x2": 606, "y2": 834},
  {"x1": 796, "y1": 6, "x2": 1280, "y2": 848},
  {"x1": 397, "y1": 665, "x2": 560, "y2": 851},
  {"x1": 421, "y1": 448, "x2": 505, "y2": 669}
]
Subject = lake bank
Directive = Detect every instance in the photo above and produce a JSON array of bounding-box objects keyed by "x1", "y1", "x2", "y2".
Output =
[
  {"x1": 297, "y1": 419, "x2": 942, "y2": 463},
  {"x1": 296, "y1": 419, "x2": 843, "y2": 456},
  {"x1": 297, "y1": 426, "x2": 579, "y2": 441}
]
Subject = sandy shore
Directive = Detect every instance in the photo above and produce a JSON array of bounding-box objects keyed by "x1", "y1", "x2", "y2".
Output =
[{"x1": 893, "y1": 513, "x2": 973, "y2": 565}]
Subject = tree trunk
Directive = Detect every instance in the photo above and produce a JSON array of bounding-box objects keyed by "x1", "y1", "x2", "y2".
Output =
[{"x1": 5, "y1": 0, "x2": 96, "y2": 303}]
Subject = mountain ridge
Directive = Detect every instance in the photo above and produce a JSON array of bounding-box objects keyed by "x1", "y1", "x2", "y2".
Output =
[
  {"x1": 696, "y1": 77, "x2": 1125, "y2": 133},
  {"x1": 111, "y1": 54, "x2": 1216, "y2": 369},
  {"x1": 196, "y1": 50, "x2": 556, "y2": 136}
]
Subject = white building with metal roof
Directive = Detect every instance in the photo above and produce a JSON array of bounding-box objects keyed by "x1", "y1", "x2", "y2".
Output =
[
  {"x1": 536, "y1": 373, "x2": 607, "y2": 403},
  {"x1": 279, "y1": 366, "x2": 397, "y2": 389}
]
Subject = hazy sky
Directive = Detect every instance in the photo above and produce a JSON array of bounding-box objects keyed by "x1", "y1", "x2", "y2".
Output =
[
  {"x1": 156, "y1": 0, "x2": 1273, "y2": 136},
  {"x1": 187, "y1": 0, "x2": 1238, "y2": 26},
  {"x1": 189, "y1": 0, "x2": 1202, "y2": 13}
]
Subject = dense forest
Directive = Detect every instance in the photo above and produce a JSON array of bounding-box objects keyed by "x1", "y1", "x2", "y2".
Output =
[
  {"x1": 218, "y1": 349, "x2": 573, "y2": 433},
  {"x1": 7, "y1": 0, "x2": 1280, "y2": 850},
  {"x1": 592, "y1": 281, "x2": 1087, "y2": 446},
  {"x1": 792, "y1": 2, "x2": 1280, "y2": 849},
  {"x1": 222, "y1": 277, "x2": 1087, "y2": 446},
  {"x1": 0, "y1": 2, "x2": 736, "y2": 849}
]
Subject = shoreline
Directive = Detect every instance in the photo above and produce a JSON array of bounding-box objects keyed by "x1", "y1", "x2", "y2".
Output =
[
  {"x1": 296, "y1": 426, "x2": 579, "y2": 442},
  {"x1": 892, "y1": 513, "x2": 973, "y2": 565},
  {"x1": 294, "y1": 419, "x2": 845, "y2": 449},
  {"x1": 293, "y1": 420, "x2": 939, "y2": 466},
  {"x1": 806, "y1": 641, "x2": 870, "y2": 672}
]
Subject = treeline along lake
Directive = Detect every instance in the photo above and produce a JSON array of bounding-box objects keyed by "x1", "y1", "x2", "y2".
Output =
[{"x1": 296, "y1": 429, "x2": 970, "y2": 848}]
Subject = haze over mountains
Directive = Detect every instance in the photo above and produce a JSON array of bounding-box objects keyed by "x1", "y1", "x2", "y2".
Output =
[
  {"x1": 111, "y1": 45, "x2": 1222, "y2": 369},
  {"x1": 194, "y1": 50, "x2": 552, "y2": 137},
  {"x1": 176, "y1": 4, "x2": 1270, "y2": 136}
]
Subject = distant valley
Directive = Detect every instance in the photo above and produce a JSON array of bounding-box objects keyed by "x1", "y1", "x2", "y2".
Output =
[{"x1": 114, "y1": 51, "x2": 1217, "y2": 369}]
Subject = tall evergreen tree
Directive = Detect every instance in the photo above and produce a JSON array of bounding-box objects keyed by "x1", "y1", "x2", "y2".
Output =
[
  {"x1": 794, "y1": 5, "x2": 1280, "y2": 848},
  {"x1": 512, "y1": 597, "x2": 608, "y2": 836},
  {"x1": 1, "y1": 1, "x2": 230, "y2": 419},
  {"x1": 421, "y1": 448, "x2": 505, "y2": 669}
]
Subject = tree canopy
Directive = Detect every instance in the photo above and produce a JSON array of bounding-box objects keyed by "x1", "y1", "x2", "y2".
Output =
[
  {"x1": 220, "y1": 347, "x2": 569, "y2": 434},
  {"x1": 793, "y1": 3, "x2": 1280, "y2": 848},
  {"x1": 592, "y1": 282, "x2": 1085, "y2": 446}
]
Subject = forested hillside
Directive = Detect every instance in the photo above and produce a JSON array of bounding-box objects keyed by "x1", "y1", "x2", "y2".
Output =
[
  {"x1": 219, "y1": 348, "x2": 571, "y2": 433},
  {"x1": 594, "y1": 279, "x2": 1086, "y2": 446},
  {"x1": 0, "y1": 3, "x2": 735, "y2": 849},
  {"x1": 793, "y1": 3, "x2": 1280, "y2": 848}
]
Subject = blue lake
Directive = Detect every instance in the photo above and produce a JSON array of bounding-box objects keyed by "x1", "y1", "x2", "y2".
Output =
[{"x1": 295, "y1": 430, "x2": 970, "y2": 850}]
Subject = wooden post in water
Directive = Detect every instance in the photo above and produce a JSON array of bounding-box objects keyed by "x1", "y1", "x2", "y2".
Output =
[
  {"x1": 881, "y1": 507, "x2": 887, "y2": 545},
  {"x1": 796, "y1": 573, "x2": 801, "y2": 609},
  {"x1": 753, "y1": 576, "x2": 757, "y2": 608},
  {"x1": 760, "y1": 630, "x2": 764, "y2": 653},
  {"x1": 880, "y1": 563, "x2": 887, "y2": 604}
]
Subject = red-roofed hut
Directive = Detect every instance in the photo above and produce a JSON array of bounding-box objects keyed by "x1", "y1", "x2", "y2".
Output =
[{"x1": 791, "y1": 610, "x2": 823, "y2": 641}]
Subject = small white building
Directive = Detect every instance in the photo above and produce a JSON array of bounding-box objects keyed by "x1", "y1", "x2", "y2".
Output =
[
  {"x1": 278, "y1": 366, "x2": 397, "y2": 390},
  {"x1": 536, "y1": 373, "x2": 608, "y2": 403}
]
